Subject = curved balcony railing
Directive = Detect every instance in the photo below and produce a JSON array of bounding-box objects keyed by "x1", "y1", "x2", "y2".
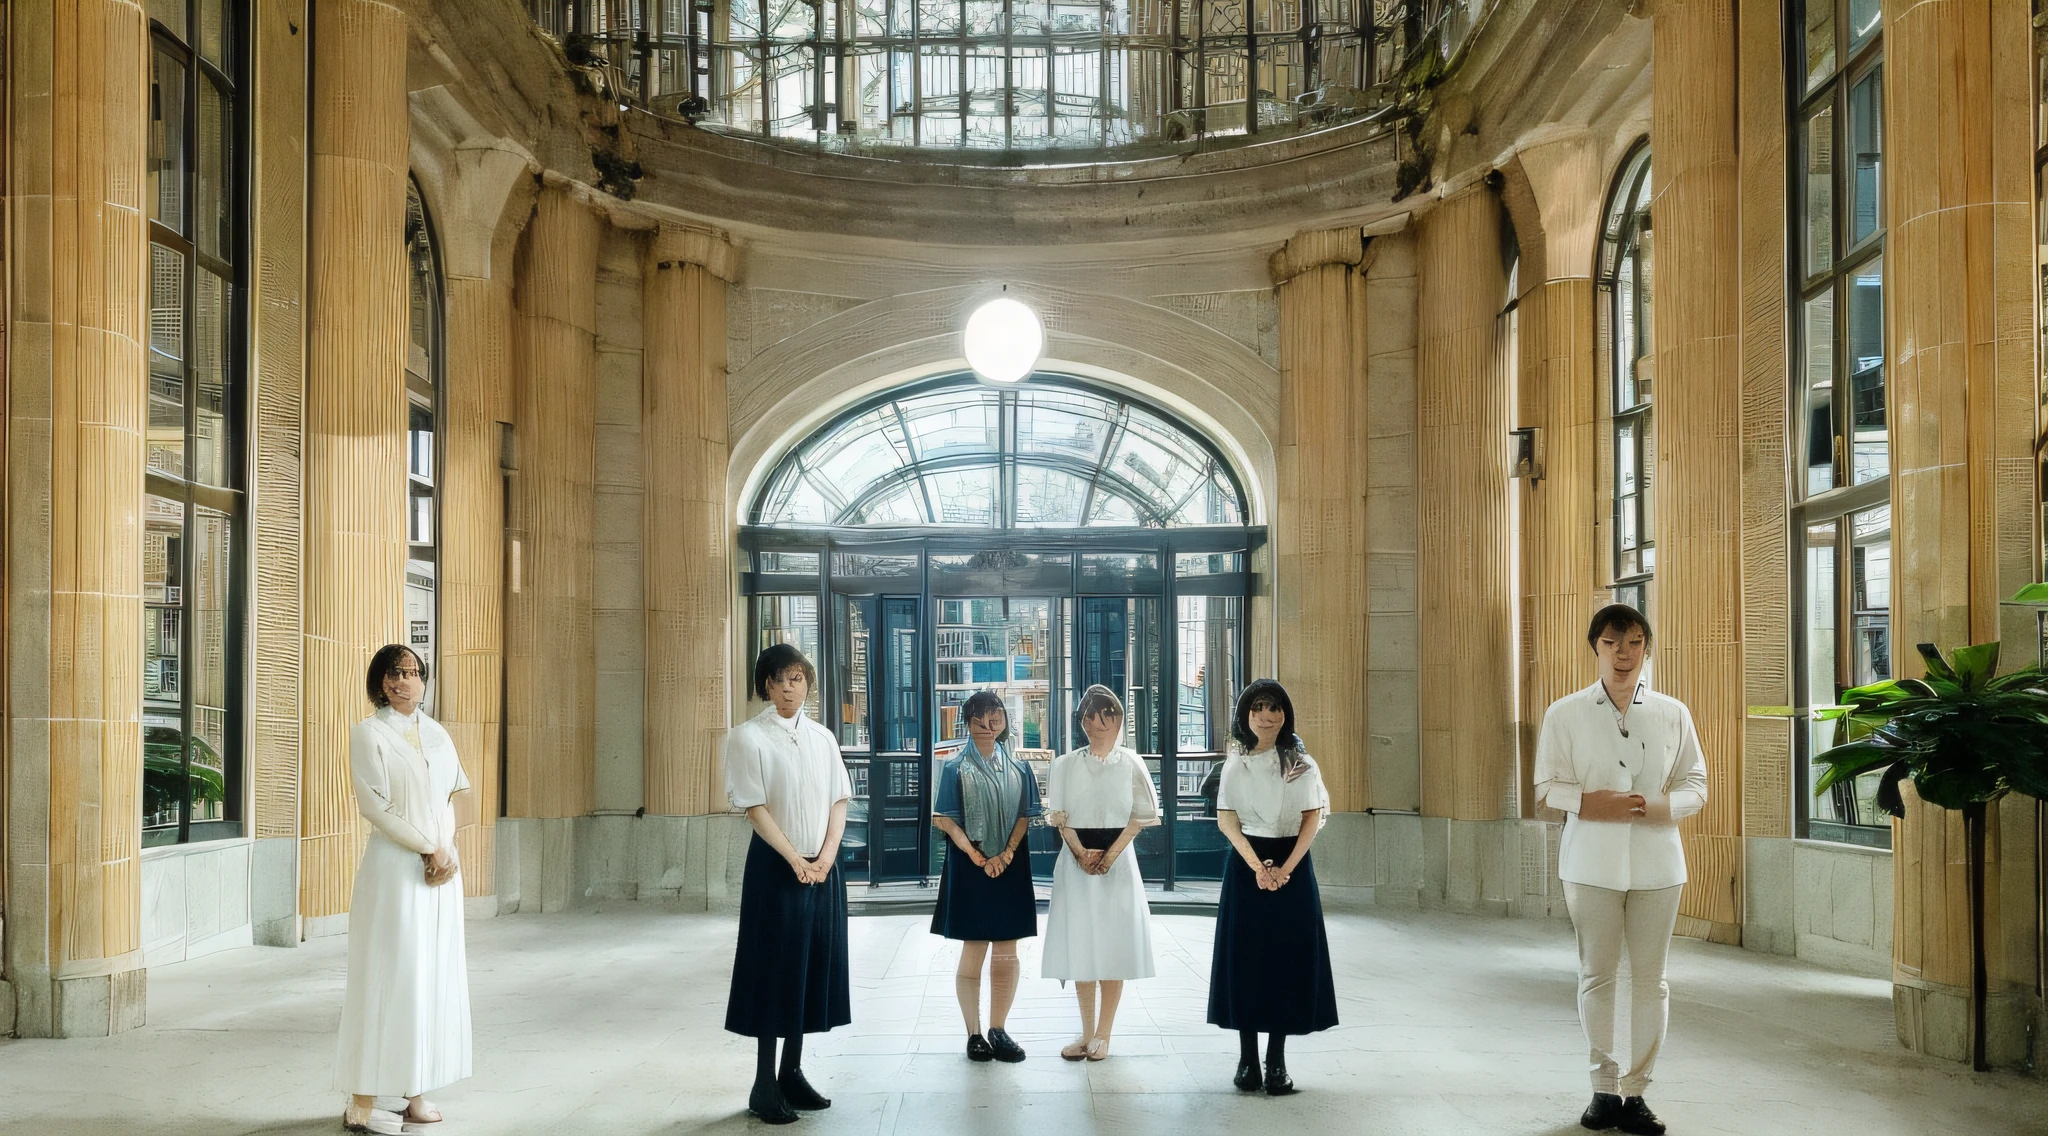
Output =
[{"x1": 532, "y1": 0, "x2": 1485, "y2": 159}]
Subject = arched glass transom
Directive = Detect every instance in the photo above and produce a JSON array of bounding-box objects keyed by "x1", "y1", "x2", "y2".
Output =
[{"x1": 753, "y1": 375, "x2": 1246, "y2": 528}]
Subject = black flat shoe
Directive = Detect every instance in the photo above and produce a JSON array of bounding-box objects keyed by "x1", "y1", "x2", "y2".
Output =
[
  {"x1": 1263, "y1": 1061, "x2": 1295, "y2": 1096},
  {"x1": 748, "y1": 1082, "x2": 798, "y2": 1125},
  {"x1": 987, "y1": 1027, "x2": 1027, "y2": 1063},
  {"x1": 1233, "y1": 1058, "x2": 1262, "y2": 1091},
  {"x1": 1580, "y1": 1092, "x2": 1625, "y2": 1131},
  {"x1": 966, "y1": 1033, "x2": 995, "y2": 1062},
  {"x1": 778, "y1": 1069, "x2": 831, "y2": 1111},
  {"x1": 1615, "y1": 1097, "x2": 1665, "y2": 1136}
]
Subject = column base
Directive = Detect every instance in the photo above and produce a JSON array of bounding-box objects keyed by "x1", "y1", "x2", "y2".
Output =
[{"x1": 1894, "y1": 978, "x2": 2044, "y2": 1069}]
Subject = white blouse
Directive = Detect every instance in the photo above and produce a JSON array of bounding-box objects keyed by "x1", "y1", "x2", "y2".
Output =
[
  {"x1": 1045, "y1": 745, "x2": 1161, "y2": 830},
  {"x1": 1216, "y1": 747, "x2": 1330, "y2": 839},
  {"x1": 724, "y1": 705, "x2": 853, "y2": 859}
]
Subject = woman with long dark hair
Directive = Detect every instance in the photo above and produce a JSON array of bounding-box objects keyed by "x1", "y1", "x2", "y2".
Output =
[
  {"x1": 336, "y1": 644, "x2": 472, "y2": 1134},
  {"x1": 1207, "y1": 679, "x2": 1338, "y2": 1095},
  {"x1": 930, "y1": 690, "x2": 1044, "y2": 1063},
  {"x1": 724, "y1": 643, "x2": 854, "y2": 1124}
]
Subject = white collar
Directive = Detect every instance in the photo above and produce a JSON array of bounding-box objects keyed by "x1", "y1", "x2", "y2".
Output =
[
  {"x1": 760, "y1": 705, "x2": 806, "y2": 733},
  {"x1": 377, "y1": 705, "x2": 423, "y2": 727},
  {"x1": 1590, "y1": 679, "x2": 1646, "y2": 708}
]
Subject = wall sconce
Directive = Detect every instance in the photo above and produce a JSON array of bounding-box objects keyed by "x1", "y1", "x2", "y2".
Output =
[{"x1": 1510, "y1": 426, "x2": 1544, "y2": 481}]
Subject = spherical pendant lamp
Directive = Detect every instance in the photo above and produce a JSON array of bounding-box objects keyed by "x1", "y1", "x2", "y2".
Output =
[{"x1": 962, "y1": 296, "x2": 1043, "y2": 384}]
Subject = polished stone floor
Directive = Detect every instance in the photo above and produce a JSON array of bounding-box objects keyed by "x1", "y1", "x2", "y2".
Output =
[{"x1": 3, "y1": 904, "x2": 2044, "y2": 1135}]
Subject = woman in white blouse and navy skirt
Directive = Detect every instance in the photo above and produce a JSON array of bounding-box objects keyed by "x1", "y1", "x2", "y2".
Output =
[
  {"x1": 1208, "y1": 679, "x2": 1338, "y2": 1095},
  {"x1": 724, "y1": 644, "x2": 854, "y2": 1125},
  {"x1": 930, "y1": 690, "x2": 1044, "y2": 1063},
  {"x1": 1042, "y1": 685, "x2": 1159, "y2": 1061}
]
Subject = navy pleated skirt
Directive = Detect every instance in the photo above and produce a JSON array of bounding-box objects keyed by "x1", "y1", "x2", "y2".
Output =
[
  {"x1": 930, "y1": 842, "x2": 1039, "y2": 942},
  {"x1": 725, "y1": 834, "x2": 852, "y2": 1038},
  {"x1": 1206, "y1": 834, "x2": 1339, "y2": 1035}
]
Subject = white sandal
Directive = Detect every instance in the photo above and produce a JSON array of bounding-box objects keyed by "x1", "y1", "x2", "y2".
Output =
[
  {"x1": 1085, "y1": 1037, "x2": 1110, "y2": 1062},
  {"x1": 1060, "y1": 1037, "x2": 1091, "y2": 1061}
]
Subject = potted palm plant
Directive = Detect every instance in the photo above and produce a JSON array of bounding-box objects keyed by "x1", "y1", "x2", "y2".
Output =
[{"x1": 1814, "y1": 637, "x2": 2048, "y2": 1072}]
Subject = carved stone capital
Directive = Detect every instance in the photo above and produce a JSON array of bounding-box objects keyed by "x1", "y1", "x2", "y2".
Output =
[
  {"x1": 647, "y1": 222, "x2": 740, "y2": 283},
  {"x1": 1268, "y1": 226, "x2": 1365, "y2": 286}
]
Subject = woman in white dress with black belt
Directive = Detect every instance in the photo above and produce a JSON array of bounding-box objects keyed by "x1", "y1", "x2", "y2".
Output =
[
  {"x1": 336, "y1": 645, "x2": 472, "y2": 1135},
  {"x1": 1042, "y1": 685, "x2": 1159, "y2": 1062}
]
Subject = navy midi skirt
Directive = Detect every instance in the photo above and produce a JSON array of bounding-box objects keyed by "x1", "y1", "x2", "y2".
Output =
[
  {"x1": 1206, "y1": 834, "x2": 1339, "y2": 1034},
  {"x1": 725, "y1": 834, "x2": 853, "y2": 1038},
  {"x1": 930, "y1": 841, "x2": 1038, "y2": 942}
]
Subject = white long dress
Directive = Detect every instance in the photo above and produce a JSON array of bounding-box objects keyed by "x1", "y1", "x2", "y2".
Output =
[
  {"x1": 335, "y1": 706, "x2": 473, "y2": 1097},
  {"x1": 1041, "y1": 745, "x2": 1159, "y2": 981}
]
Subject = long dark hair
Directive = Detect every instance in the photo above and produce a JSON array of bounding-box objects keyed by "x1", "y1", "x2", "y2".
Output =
[
  {"x1": 1230, "y1": 679, "x2": 1304, "y2": 774},
  {"x1": 365, "y1": 644, "x2": 428, "y2": 708},
  {"x1": 960, "y1": 689, "x2": 1013, "y2": 745}
]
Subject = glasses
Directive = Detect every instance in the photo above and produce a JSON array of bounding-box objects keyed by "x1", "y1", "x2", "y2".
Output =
[{"x1": 389, "y1": 667, "x2": 423, "y2": 680}]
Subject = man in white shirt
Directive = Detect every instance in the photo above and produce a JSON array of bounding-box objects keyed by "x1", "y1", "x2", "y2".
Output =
[{"x1": 1534, "y1": 604, "x2": 1708, "y2": 1136}]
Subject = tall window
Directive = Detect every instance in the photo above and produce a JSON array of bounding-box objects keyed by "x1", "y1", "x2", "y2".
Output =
[
  {"x1": 1791, "y1": 0, "x2": 1889, "y2": 847},
  {"x1": 144, "y1": 0, "x2": 245, "y2": 846},
  {"x1": 1598, "y1": 142, "x2": 1654, "y2": 615},
  {"x1": 405, "y1": 180, "x2": 444, "y2": 707}
]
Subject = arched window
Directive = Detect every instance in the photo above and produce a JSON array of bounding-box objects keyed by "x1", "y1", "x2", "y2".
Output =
[
  {"x1": 743, "y1": 373, "x2": 1259, "y2": 889},
  {"x1": 1597, "y1": 142, "x2": 1653, "y2": 616},
  {"x1": 405, "y1": 178, "x2": 445, "y2": 708},
  {"x1": 143, "y1": 0, "x2": 246, "y2": 846}
]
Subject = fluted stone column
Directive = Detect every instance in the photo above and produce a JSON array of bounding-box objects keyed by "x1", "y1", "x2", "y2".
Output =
[
  {"x1": 1416, "y1": 187, "x2": 1516, "y2": 834},
  {"x1": 1498, "y1": 137, "x2": 1604, "y2": 815},
  {"x1": 505, "y1": 188, "x2": 601, "y2": 834},
  {"x1": 300, "y1": 0, "x2": 411, "y2": 928},
  {"x1": 1270, "y1": 228, "x2": 1371, "y2": 812},
  {"x1": 1882, "y1": 0, "x2": 2039, "y2": 1064},
  {"x1": 1650, "y1": 0, "x2": 1744, "y2": 942},
  {"x1": 643, "y1": 225, "x2": 738, "y2": 817},
  {"x1": 4, "y1": 0, "x2": 150, "y2": 1037}
]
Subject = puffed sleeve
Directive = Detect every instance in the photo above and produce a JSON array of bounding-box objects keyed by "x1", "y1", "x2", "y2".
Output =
[
  {"x1": 1018, "y1": 760, "x2": 1045, "y2": 821},
  {"x1": 932, "y1": 758, "x2": 965, "y2": 823},
  {"x1": 1533, "y1": 703, "x2": 1582, "y2": 815},
  {"x1": 1129, "y1": 753, "x2": 1161, "y2": 827},
  {"x1": 1214, "y1": 755, "x2": 1245, "y2": 813},
  {"x1": 1660, "y1": 705, "x2": 1709, "y2": 821},
  {"x1": 725, "y1": 723, "x2": 769, "y2": 812},
  {"x1": 349, "y1": 720, "x2": 437, "y2": 855},
  {"x1": 1043, "y1": 754, "x2": 1070, "y2": 828},
  {"x1": 1287, "y1": 754, "x2": 1331, "y2": 820}
]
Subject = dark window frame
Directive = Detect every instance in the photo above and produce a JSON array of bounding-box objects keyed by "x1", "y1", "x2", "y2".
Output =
[
  {"x1": 1787, "y1": 0, "x2": 1891, "y2": 847},
  {"x1": 1596, "y1": 139, "x2": 1655, "y2": 615},
  {"x1": 143, "y1": 0, "x2": 249, "y2": 848}
]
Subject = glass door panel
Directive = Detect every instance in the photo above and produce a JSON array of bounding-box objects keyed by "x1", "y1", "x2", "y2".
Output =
[
  {"x1": 873, "y1": 596, "x2": 926, "y2": 882},
  {"x1": 930, "y1": 595, "x2": 1057, "y2": 878},
  {"x1": 1077, "y1": 596, "x2": 1166, "y2": 881}
]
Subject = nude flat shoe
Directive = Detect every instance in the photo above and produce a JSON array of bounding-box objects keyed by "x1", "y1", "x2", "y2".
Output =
[
  {"x1": 1060, "y1": 1038, "x2": 1091, "y2": 1061},
  {"x1": 1085, "y1": 1038, "x2": 1110, "y2": 1062},
  {"x1": 403, "y1": 1099, "x2": 444, "y2": 1124}
]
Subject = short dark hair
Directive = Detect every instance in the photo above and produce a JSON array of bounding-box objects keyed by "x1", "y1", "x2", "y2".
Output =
[
  {"x1": 1077, "y1": 684, "x2": 1124, "y2": 724},
  {"x1": 365, "y1": 644, "x2": 428, "y2": 708},
  {"x1": 752, "y1": 642, "x2": 817, "y2": 701},
  {"x1": 1230, "y1": 679, "x2": 1299, "y2": 754},
  {"x1": 1586, "y1": 603, "x2": 1653, "y2": 650},
  {"x1": 960, "y1": 690, "x2": 1012, "y2": 744}
]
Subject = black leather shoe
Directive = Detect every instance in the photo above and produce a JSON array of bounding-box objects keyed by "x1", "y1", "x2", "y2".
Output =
[
  {"x1": 778, "y1": 1069, "x2": 831, "y2": 1111},
  {"x1": 1580, "y1": 1092, "x2": 1625, "y2": 1131},
  {"x1": 748, "y1": 1082, "x2": 798, "y2": 1125},
  {"x1": 966, "y1": 1033, "x2": 995, "y2": 1062},
  {"x1": 1263, "y1": 1061, "x2": 1295, "y2": 1096},
  {"x1": 1615, "y1": 1097, "x2": 1665, "y2": 1136},
  {"x1": 1232, "y1": 1058, "x2": 1262, "y2": 1091},
  {"x1": 987, "y1": 1027, "x2": 1027, "y2": 1063}
]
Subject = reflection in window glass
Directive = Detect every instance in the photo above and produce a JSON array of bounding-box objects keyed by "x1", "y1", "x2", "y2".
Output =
[
  {"x1": 1805, "y1": 1, "x2": 1835, "y2": 91},
  {"x1": 1176, "y1": 594, "x2": 1241, "y2": 755},
  {"x1": 143, "y1": 493, "x2": 186, "y2": 838},
  {"x1": 1850, "y1": 505, "x2": 1890, "y2": 687},
  {"x1": 1849, "y1": 67, "x2": 1882, "y2": 246},
  {"x1": 1015, "y1": 464, "x2": 1091, "y2": 526},
  {"x1": 1804, "y1": 103, "x2": 1835, "y2": 274},
  {"x1": 189, "y1": 507, "x2": 232, "y2": 824},
  {"x1": 757, "y1": 551, "x2": 820, "y2": 574},
  {"x1": 1847, "y1": 256, "x2": 1885, "y2": 485},
  {"x1": 194, "y1": 270, "x2": 230, "y2": 486},
  {"x1": 1601, "y1": 145, "x2": 1654, "y2": 603},
  {"x1": 835, "y1": 596, "x2": 872, "y2": 748},
  {"x1": 935, "y1": 597, "x2": 1054, "y2": 753},
  {"x1": 1803, "y1": 291, "x2": 1836, "y2": 494},
  {"x1": 151, "y1": 49, "x2": 186, "y2": 229},
  {"x1": 1847, "y1": 0, "x2": 1880, "y2": 53}
]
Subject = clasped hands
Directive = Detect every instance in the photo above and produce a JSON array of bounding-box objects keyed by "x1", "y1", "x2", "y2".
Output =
[
  {"x1": 1070, "y1": 845, "x2": 1120, "y2": 875},
  {"x1": 971, "y1": 847, "x2": 1019, "y2": 878},
  {"x1": 1579, "y1": 789, "x2": 1651, "y2": 822},
  {"x1": 420, "y1": 847, "x2": 459, "y2": 887},
  {"x1": 1252, "y1": 860, "x2": 1292, "y2": 891},
  {"x1": 786, "y1": 853, "x2": 833, "y2": 885}
]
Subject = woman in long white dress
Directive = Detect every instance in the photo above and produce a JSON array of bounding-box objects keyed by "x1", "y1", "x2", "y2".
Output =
[
  {"x1": 1042, "y1": 685, "x2": 1159, "y2": 1061},
  {"x1": 336, "y1": 644, "x2": 473, "y2": 1134}
]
